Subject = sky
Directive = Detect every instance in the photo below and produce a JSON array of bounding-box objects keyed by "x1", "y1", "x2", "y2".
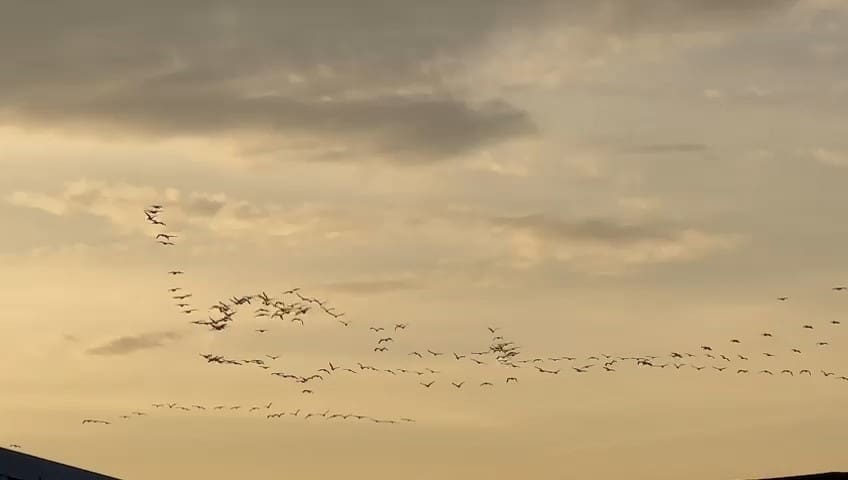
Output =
[{"x1": 2, "y1": 1, "x2": 848, "y2": 479}]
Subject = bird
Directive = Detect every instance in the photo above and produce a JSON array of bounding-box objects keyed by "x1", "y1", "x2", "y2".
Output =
[
  {"x1": 761, "y1": 332, "x2": 773, "y2": 337},
  {"x1": 535, "y1": 366, "x2": 559, "y2": 374},
  {"x1": 451, "y1": 381, "x2": 465, "y2": 389},
  {"x1": 505, "y1": 377, "x2": 519, "y2": 383},
  {"x1": 9, "y1": 444, "x2": 22, "y2": 449},
  {"x1": 370, "y1": 327, "x2": 385, "y2": 332},
  {"x1": 82, "y1": 419, "x2": 110, "y2": 425},
  {"x1": 832, "y1": 320, "x2": 841, "y2": 325},
  {"x1": 374, "y1": 347, "x2": 388, "y2": 352},
  {"x1": 156, "y1": 233, "x2": 177, "y2": 240},
  {"x1": 760, "y1": 370, "x2": 773, "y2": 375},
  {"x1": 480, "y1": 382, "x2": 493, "y2": 387},
  {"x1": 266, "y1": 355, "x2": 280, "y2": 360},
  {"x1": 803, "y1": 325, "x2": 814, "y2": 329},
  {"x1": 730, "y1": 339, "x2": 741, "y2": 343},
  {"x1": 302, "y1": 389, "x2": 314, "y2": 394},
  {"x1": 420, "y1": 381, "x2": 435, "y2": 388},
  {"x1": 777, "y1": 296, "x2": 789, "y2": 301},
  {"x1": 168, "y1": 271, "x2": 184, "y2": 275},
  {"x1": 817, "y1": 342, "x2": 829, "y2": 346},
  {"x1": 833, "y1": 286, "x2": 846, "y2": 291},
  {"x1": 394, "y1": 323, "x2": 408, "y2": 331},
  {"x1": 256, "y1": 329, "x2": 269, "y2": 334}
]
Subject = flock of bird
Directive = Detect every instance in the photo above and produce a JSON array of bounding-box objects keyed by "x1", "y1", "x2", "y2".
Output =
[{"x1": 5, "y1": 202, "x2": 846, "y2": 452}]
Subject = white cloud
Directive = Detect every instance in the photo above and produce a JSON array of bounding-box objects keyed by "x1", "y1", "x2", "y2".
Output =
[
  {"x1": 811, "y1": 148, "x2": 848, "y2": 167},
  {"x1": 5, "y1": 180, "x2": 357, "y2": 242}
]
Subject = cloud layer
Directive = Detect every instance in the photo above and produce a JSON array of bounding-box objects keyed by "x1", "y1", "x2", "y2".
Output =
[
  {"x1": 6, "y1": 180, "x2": 744, "y2": 276},
  {"x1": 0, "y1": 0, "x2": 797, "y2": 164},
  {"x1": 86, "y1": 330, "x2": 182, "y2": 355}
]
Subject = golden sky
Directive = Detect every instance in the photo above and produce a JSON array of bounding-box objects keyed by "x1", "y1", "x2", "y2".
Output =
[{"x1": 2, "y1": 1, "x2": 848, "y2": 479}]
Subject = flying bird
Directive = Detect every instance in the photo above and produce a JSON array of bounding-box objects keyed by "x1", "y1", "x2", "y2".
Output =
[{"x1": 82, "y1": 419, "x2": 110, "y2": 425}]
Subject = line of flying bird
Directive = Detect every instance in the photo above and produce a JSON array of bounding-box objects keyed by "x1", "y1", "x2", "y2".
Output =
[{"x1": 67, "y1": 203, "x2": 847, "y2": 434}]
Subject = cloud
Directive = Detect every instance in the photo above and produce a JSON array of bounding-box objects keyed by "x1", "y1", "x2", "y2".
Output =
[
  {"x1": 322, "y1": 275, "x2": 423, "y2": 295},
  {"x1": 623, "y1": 144, "x2": 710, "y2": 154},
  {"x1": 86, "y1": 331, "x2": 182, "y2": 356},
  {"x1": 5, "y1": 180, "x2": 356, "y2": 241},
  {"x1": 484, "y1": 213, "x2": 744, "y2": 274},
  {"x1": 811, "y1": 148, "x2": 848, "y2": 167},
  {"x1": 0, "y1": 1, "x2": 793, "y2": 164},
  {"x1": 62, "y1": 333, "x2": 80, "y2": 343}
]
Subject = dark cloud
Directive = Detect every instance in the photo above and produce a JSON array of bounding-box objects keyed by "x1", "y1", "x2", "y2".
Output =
[
  {"x1": 0, "y1": 1, "x2": 791, "y2": 163},
  {"x1": 86, "y1": 331, "x2": 182, "y2": 356},
  {"x1": 623, "y1": 144, "x2": 710, "y2": 154},
  {"x1": 488, "y1": 214, "x2": 682, "y2": 245},
  {"x1": 323, "y1": 277, "x2": 423, "y2": 294},
  {"x1": 183, "y1": 194, "x2": 227, "y2": 217}
]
